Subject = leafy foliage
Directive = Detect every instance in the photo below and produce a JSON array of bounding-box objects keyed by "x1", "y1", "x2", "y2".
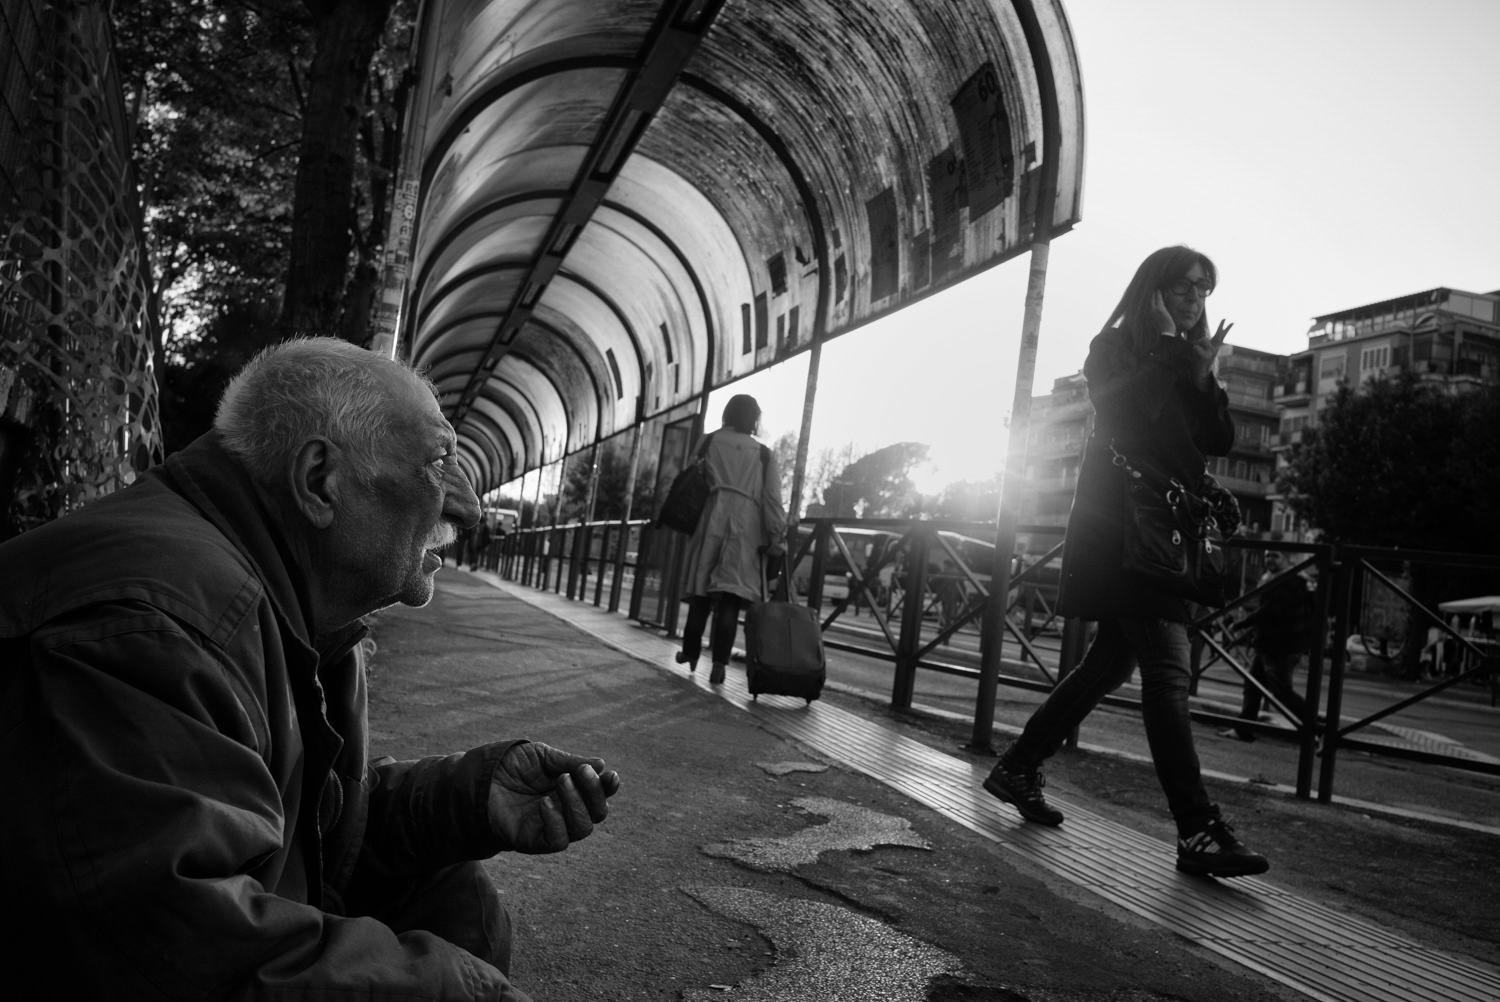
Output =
[
  {"x1": 113, "y1": 0, "x2": 417, "y2": 450},
  {"x1": 1279, "y1": 375, "x2": 1500, "y2": 553},
  {"x1": 558, "y1": 441, "x2": 657, "y2": 522},
  {"x1": 113, "y1": 1, "x2": 309, "y2": 353},
  {"x1": 815, "y1": 442, "x2": 930, "y2": 518}
]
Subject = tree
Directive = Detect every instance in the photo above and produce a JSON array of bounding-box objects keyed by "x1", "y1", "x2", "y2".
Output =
[
  {"x1": 114, "y1": 1, "x2": 418, "y2": 448},
  {"x1": 114, "y1": 1, "x2": 416, "y2": 349},
  {"x1": 559, "y1": 442, "x2": 655, "y2": 522},
  {"x1": 282, "y1": 0, "x2": 405, "y2": 340},
  {"x1": 1279, "y1": 375, "x2": 1500, "y2": 553},
  {"x1": 770, "y1": 432, "x2": 798, "y2": 505},
  {"x1": 113, "y1": 1, "x2": 307, "y2": 360},
  {"x1": 927, "y1": 476, "x2": 1002, "y2": 522},
  {"x1": 818, "y1": 442, "x2": 930, "y2": 518},
  {"x1": 157, "y1": 299, "x2": 285, "y2": 454}
]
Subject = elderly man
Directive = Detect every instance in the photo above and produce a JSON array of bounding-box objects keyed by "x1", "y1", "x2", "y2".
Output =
[{"x1": 0, "y1": 338, "x2": 619, "y2": 1000}]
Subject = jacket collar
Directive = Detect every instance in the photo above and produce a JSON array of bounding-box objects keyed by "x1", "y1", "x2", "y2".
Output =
[{"x1": 162, "y1": 433, "x2": 366, "y2": 662}]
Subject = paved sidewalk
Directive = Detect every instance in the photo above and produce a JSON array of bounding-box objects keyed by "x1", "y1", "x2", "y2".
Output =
[{"x1": 365, "y1": 572, "x2": 1500, "y2": 1002}]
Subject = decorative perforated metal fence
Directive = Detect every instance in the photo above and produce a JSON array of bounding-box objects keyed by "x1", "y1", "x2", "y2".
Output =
[{"x1": 0, "y1": 0, "x2": 159, "y2": 535}]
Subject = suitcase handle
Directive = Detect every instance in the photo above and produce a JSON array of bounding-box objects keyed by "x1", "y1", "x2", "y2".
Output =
[{"x1": 759, "y1": 550, "x2": 790, "y2": 602}]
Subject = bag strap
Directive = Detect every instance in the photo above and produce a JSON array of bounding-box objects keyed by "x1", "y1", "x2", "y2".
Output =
[
  {"x1": 1109, "y1": 438, "x2": 1219, "y2": 530},
  {"x1": 690, "y1": 429, "x2": 715, "y2": 463},
  {"x1": 1106, "y1": 438, "x2": 1184, "y2": 497}
]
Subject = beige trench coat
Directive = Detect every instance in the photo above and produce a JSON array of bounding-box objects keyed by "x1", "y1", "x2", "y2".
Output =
[{"x1": 681, "y1": 428, "x2": 787, "y2": 602}]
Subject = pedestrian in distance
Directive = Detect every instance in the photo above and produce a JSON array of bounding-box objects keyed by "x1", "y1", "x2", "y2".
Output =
[
  {"x1": 675, "y1": 393, "x2": 787, "y2": 684},
  {"x1": 0, "y1": 337, "x2": 621, "y2": 1000},
  {"x1": 1219, "y1": 551, "x2": 1316, "y2": 741},
  {"x1": 471, "y1": 512, "x2": 493, "y2": 571},
  {"x1": 981, "y1": 245, "x2": 1271, "y2": 879}
]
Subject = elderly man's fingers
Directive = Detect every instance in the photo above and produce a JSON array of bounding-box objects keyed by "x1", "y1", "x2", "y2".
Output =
[
  {"x1": 533, "y1": 795, "x2": 571, "y2": 852},
  {"x1": 552, "y1": 771, "x2": 601, "y2": 841},
  {"x1": 568, "y1": 764, "x2": 616, "y2": 821}
]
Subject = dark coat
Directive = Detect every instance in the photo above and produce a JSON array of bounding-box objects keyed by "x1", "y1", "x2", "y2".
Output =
[
  {"x1": 1056, "y1": 329, "x2": 1234, "y2": 623},
  {"x1": 0, "y1": 434, "x2": 528, "y2": 1000}
]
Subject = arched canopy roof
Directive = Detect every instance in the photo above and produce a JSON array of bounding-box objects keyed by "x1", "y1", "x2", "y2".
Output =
[{"x1": 398, "y1": 0, "x2": 1084, "y2": 493}]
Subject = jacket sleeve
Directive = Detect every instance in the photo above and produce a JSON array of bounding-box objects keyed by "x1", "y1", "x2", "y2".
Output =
[
  {"x1": 358, "y1": 742, "x2": 524, "y2": 877},
  {"x1": 3, "y1": 606, "x2": 528, "y2": 1002},
  {"x1": 1086, "y1": 332, "x2": 1233, "y2": 456},
  {"x1": 759, "y1": 447, "x2": 788, "y2": 549}
]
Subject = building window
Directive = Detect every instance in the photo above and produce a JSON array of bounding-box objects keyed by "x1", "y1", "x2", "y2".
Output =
[
  {"x1": 1319, "y1": 356, "x2": 1345, "y2": 382},
  {"x1": 1360, "y1": 344, "x2": 1389, "y2": 376}
]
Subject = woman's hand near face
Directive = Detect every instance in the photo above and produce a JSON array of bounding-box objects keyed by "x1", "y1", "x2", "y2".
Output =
[
  {"x1": 1150, "y1": 291, "x2": 1176, "y2": 335},
  {"x1": 1189, "y1": 319, "x2": 1234, "y2": 387}
]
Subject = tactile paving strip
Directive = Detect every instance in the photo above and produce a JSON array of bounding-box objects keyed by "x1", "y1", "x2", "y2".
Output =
[{"x1": 498, "y1": 580, "x2": 1500, "y2": 1002}]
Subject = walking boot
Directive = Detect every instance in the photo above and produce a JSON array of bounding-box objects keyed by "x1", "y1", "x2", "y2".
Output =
[
  {"x1": 709, "y1": 662, "x2": 726, "y2": 685},
  {"x1": 982, "y1": 758, "x2": 1064, "y2": 826},
  {"x1": 1176, "y1": 815, "x2": 1269, "y2": 878}
]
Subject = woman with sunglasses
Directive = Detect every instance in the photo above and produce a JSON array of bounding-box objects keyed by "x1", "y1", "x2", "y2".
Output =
[{"x1": 981, "y1": 245, "x2": 1269, "y2": 878}]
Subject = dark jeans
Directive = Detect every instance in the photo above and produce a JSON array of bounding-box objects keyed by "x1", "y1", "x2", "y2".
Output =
[
  {"x1": 1237, "y1": 650, "x2": 1310, "y2": 729},
  {"x1": 682, "y1": 592, "x2": 748, "y2": 665},
  {"x1": 344, "y1": 860, "x2": 512, "y2": 975},
  {"x1": 1007, "y1": 617, "x2": 1215, "y2": 828}
]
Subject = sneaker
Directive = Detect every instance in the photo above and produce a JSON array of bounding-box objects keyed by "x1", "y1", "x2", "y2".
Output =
[
  {"x1": 1176, "y1": 817, "x2": 1269, "y2": 878},
  {"x1": 982, "y1": 761, "x2": 1064, "y2": 826}
]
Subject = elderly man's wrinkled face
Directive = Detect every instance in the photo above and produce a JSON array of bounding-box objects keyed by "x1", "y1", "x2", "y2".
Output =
[{"x1": 342, "y1": 369, "x2": 480, "y2": 612}]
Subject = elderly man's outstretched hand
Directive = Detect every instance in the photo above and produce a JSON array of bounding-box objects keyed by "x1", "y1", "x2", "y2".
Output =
[{"x1": 488, "y1": 741, "x2": 621, "y2": 853}]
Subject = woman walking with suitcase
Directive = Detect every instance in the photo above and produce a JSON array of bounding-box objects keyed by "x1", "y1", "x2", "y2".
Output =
[{"x1": 676, "y1": 394, "x2": 787, "y2": 684}]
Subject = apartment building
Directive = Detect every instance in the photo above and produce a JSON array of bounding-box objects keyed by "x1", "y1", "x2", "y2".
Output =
[{"x1": 1268, "y1": 286, "x2": 1500, "y2": 539}]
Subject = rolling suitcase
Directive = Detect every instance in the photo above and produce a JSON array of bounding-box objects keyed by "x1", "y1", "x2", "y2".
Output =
[{"x1": 744, "y1": 559, "x2": 826, "y2": 703}]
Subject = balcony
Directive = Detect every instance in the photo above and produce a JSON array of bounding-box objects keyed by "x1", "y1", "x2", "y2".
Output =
[{"x1": 1273, "y1": 380, "x2": 1310, "y2": 404}]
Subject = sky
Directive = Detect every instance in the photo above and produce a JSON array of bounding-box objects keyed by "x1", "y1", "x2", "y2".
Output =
[{"x1": 711, "y1": 0, "x2": 1500, "y2": 497}]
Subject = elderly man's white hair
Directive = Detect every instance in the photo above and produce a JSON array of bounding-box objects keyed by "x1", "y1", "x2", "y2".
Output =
[{"x1": 215, "y1": 337, "x2": 433, "y2": 488}]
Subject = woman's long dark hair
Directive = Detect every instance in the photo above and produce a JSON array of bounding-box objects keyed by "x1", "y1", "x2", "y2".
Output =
[{"x1": 1099, "y1": 245, "x2": 1217, "y2": 363}]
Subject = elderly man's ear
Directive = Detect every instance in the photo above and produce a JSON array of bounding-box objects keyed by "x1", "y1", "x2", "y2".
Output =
[{"x1": 289, "y1": 438, "x2": 344, "y2": 529}]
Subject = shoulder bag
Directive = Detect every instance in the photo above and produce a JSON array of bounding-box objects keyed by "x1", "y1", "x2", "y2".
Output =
[
  {"x1": 1109, "y1": 440, "x2": 1237, "y2": 607},
  {"x1": 656, "y1": 432, "x2": 714, "y2": 534}
]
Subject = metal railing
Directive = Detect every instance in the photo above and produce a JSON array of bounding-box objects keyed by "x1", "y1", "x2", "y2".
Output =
[{"x1": 495, "y1": 515, "x2": 1500, "y2": 803}]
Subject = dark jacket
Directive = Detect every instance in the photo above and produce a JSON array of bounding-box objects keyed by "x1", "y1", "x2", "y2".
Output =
[
  {"x1": 0, "y1": 434, "x2": 527, "y2": 1000},
  {"x1": 1057, "y1": 330, "x2": 1234, "y2": 622}
]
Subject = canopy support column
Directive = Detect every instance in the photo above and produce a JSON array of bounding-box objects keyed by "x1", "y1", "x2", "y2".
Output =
[{"x1": 972, "y1": 0, "x2": 1064, "y2": 753}]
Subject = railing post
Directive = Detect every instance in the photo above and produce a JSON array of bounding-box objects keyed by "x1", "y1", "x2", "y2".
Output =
[
  {"x1": 593, "y1": 522, "x2": 609, "y2": 606},
  {"x1": 892, "y1": 529, "x2": 931, "y2": 711},
  {"x1": 608, "y1": 522, "x2": 630, "y2": 613},
  {"x1": 1317, "y1": 545, "x2": 1354, "y2": 802},
  {"x1": 1296, "y1": 545, "x2": 1334, "y2": 799},
  {"x1": 627, "y1": 525, "x2": 653, "y2": 621},
  {"x1": 567, "y1": 523, "x2": 587, "y2": 600},
  {"x1": 806, "y1": 521, "x2": 829, "y2": 612}
]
